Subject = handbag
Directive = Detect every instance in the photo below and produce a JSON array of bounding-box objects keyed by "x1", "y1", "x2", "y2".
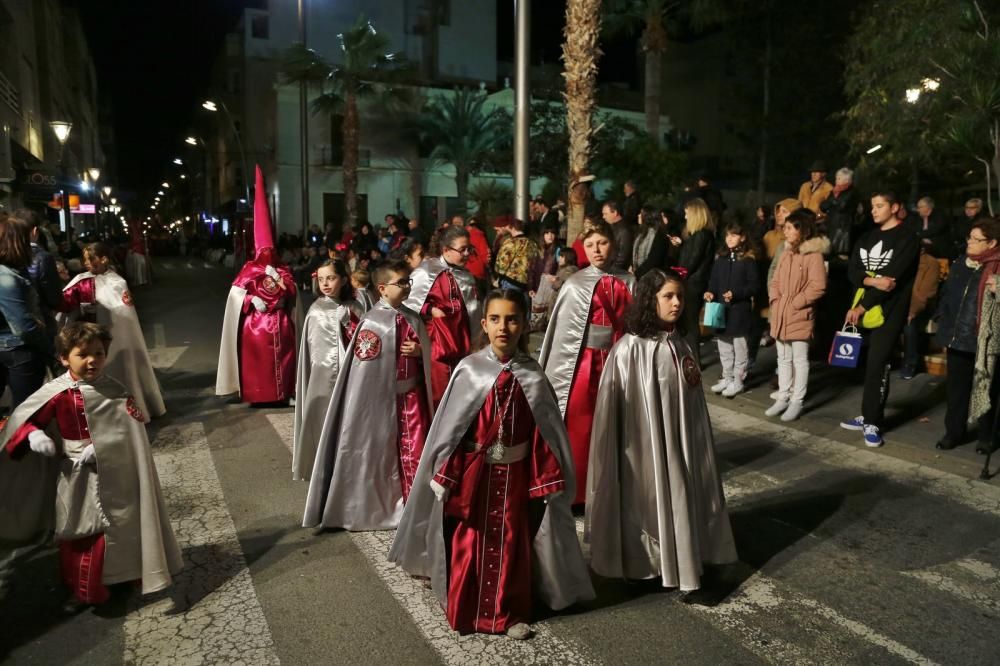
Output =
[
  {"x1": 828, "y1": 324, "x2": 863, "y2": 368},
  {"x1": 703, "y1": 301, "x2": 726, "y2": 328}
]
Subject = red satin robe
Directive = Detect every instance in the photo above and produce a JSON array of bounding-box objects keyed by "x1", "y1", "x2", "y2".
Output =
[
  {"x1": 434, "y1": 368, "x2": 565, "y2": 634},
  {"x1": 395, "y1": 313, "x2": 432, "y2": 501},
  {"x1": 62, "y1": 276, "x2": 97, "y2": 320},
  {"x1": 421, "y1": 271, "x2": 472, "y2": 406},
  {"x1": 565, "y1": 275, "x2": 631, "y2": 505},
  {"x1": 239, "y1": 270, "x2": 297, "y2": 403},
  {"x1": 5, "y1": 385, "x2": 109, "y2": 605}
]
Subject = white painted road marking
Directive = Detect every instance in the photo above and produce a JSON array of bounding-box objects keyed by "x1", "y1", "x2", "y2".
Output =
[
  {"x1": 124, "y1": 422, "x2": 280, "y2": 665},
  {"x1": 264, "y1": 412, "x2": 600, "y2": 665}
]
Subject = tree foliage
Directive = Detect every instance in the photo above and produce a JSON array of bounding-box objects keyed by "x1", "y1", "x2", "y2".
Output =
[{"x1": 843, "y1": 0, "x2": 1000, "y2": 209}]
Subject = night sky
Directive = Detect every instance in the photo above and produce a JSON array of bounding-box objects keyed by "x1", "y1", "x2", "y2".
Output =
[
  {"x1": 78, "y1": 1, "x2": 632, "y2": 205},
  {"x1": 76, "y1": 0, "x2": 255, "y2": 200}
]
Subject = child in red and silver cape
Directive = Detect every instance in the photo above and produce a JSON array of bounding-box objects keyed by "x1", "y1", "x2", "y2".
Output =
[
  {"x1": 586, "y1": 269, "x2": 737, "y2": 592},
  {"x1": 303, "y1": 259, "x2": 434, "y2": 531},
  {"x1": 1, "y1": 322, "x2": 181, "y2": 609},
  {"x1": 61, "y1": 242, "x2": 165, "y2": 420},
  {"x1": 292, "y1": 259, "x2": 361, "y2": 481},
  {"x1": 390, "y1": 289, "x2": 594, "y2": 640}
]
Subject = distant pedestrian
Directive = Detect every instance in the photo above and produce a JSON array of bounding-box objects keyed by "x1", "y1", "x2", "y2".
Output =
[{"x1": 675, "y1": 198, "x2": 716, "y2": 365}]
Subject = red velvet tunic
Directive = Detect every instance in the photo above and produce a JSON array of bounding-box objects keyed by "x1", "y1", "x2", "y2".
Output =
[
  {"x1": 434, "y1": 367, "x2": 565, "y2": 634},
  {"x1": 422, "y1": 271, "x2": 472, "y2": 406},
  {"x1": 62, "y1": 276, "x2": 97, "y2": 320},
  {"x1": 565, "y1": 275, "x2": 632, "y2": 505},
  {"x1": 395, "y1": 314, "x2": 432, "y2": 501},
  {"x1": 238, "y1": 269, "x2": 297, "y2": 403},
  {"x1": 5, "y1": 383, "x2": 110, "y2": 605}
]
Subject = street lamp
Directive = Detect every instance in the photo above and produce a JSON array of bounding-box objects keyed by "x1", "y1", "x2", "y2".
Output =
[
  {"x1": 102, "y1": 186, "x2": 112, "y2": 197},
  {"x1": 87, "y1": 167, "x2": 101, "y2": 182},
  {"x1": 162, "y1": 182, "x2": 170, "y2": 188},
  {"x1": 202, "y1": 99, "x2": 251, "y2": 208},
  {"x1": 49, "y1": 121, "x2": 73, "y2": 235},
  {"x1": 173, "y1": 158, "x2": 183, "y2": 165},
  {"x1": 185, "y1": 136, "x2": 198, "y2": 146}
]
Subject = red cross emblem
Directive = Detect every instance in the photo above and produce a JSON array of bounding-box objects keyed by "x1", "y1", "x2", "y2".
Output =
[
  {"x1": 354, "y1": 329, "x2": 381, "y2": 361},
  {"x1": 122, "y1": 290, "x2": 133, "y2": 306},
  {"x1": 125, "y1": 396, "x2": 146, "y2": 422},
  {"x1": 682, "y1": 356, "x2": 701, "y2": 387}
]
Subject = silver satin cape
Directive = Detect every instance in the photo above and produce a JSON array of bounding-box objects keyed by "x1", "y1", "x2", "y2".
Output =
[
  {"x1": 303, "y1": 300, "x2": 434, "y2": 530},
  {"x1": 405, "y1": 256, "x2": 482, "y2": 339},
  {"x1": 61, "y1": 270, "x2": 166, "y2": 420},
  {"x1": 0, "y1": 372, "x2": 182, "y2": 594},
  {"x1": 292, "y1": 297, "x2": 361, "y2": 481},
  {"x1": 585, "y1": 331, "x2": 737, "y2": 591},
  {"x1": 388, "y1": 347, "x2": 596, "y2": 612},
  {"x1": 536, "y1": 265, "x2": 636, "y2": 415}
]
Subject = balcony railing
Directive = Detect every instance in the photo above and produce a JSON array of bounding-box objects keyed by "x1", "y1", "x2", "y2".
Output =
[{"x1": 0, "y1": 70, "x2": 20, "y2": 115}]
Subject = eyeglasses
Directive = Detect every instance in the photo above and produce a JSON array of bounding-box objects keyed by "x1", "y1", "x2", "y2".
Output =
[
  {"x1": 381, "y1": 278, "x2": 413, "y2": 288},
  {"x1": 968, "y1": 235, "x2": 989, "y2": 244},
  {"x1": 445, "y1": 245, "x2": 474, "y2": 255}
]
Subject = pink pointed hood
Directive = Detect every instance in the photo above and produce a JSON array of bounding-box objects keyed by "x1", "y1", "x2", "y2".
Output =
[{"x1": 232, "y1": 165, "x2": 285, "y2": 287}]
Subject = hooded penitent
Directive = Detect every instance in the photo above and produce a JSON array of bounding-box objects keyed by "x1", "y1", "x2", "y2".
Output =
[{"x1": 215, "y1": 166, "x2": 297, "y2": 403}]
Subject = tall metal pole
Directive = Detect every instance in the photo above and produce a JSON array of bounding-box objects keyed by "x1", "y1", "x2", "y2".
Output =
[
  {"x1": 513, "y1": 0, "x2": 531, "y2": 224},
  {"x1": 298, "y1": 0, "x2": 311, "y2": 238}
]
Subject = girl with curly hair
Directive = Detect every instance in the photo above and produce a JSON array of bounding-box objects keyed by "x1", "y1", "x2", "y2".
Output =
[{"x1": 586, "y1": 268, "x2": 737, "y2": 591}]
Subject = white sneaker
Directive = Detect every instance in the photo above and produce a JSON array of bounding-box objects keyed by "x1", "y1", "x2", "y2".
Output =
[
  {"x1": 765, "y1": 400, "x2": 789, "y2": 417},
  {"x1": 710, "y1": 379, "x2": 729, "y2": 394},
  {"x1": 722, "y1": 383, "x2": 744, "y2": 398},
  {"x1": 769, "y1": 390, "x2": 781, "y2": 400},
  {"x1": 780, "y1": 401, "x2": 804, "y2": 422}
]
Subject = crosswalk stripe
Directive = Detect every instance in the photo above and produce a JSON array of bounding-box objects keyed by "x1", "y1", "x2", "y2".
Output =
[
  {"x1": 263, "y1": 412, "x2": 600, "y2": 664},
  {"x1": 124, "y1": 422, "x2": 280, "y2": 665}
]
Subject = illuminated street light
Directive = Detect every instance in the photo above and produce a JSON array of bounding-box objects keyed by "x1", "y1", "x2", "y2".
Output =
[
  {"x1": 102, "y1": 186, "x2": 112, "y2": 197},
  {"x1": 905, "y1": 88, "x2": 921, "y2": 104},
  {"x1": 921, "y1": 78, "x2": 940, "y2": 92},
  {"x1": 173, "y1": 158, "x2": 183, "y2": 165},
  {"x1": 87, "y1": 167, "x2": 101, "y2": 182},
  {"x1": 202, "y1": 100, "x2": 218, "y2": 112},
  {"x1": 80, "y1": 181, "x2": 90, "y2": 191},
  {"x1": 50, "y1": 121, "x2": 73, "y2": 144},
  {"x1": 185, "y1": 136, "x2": 198, "y2": 146},
  {"x1": 162, "y1": 182, "x2": 170, "y2": 188},
  {"x1": 110, "y1": 197, "x2": 117, "y2": 205},
  {"x1": 180, "y1": 174, "x2": 187, "y2": 179},
  {"x1": 867, "y1": 144, "x2": 883, "y2": 154},
  {"x1": 157, "y1": 190, "x2": 164, "y2": 196}
]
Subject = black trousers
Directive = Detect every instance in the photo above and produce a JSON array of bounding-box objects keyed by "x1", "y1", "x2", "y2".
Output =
[
  {"x1": 861, "y1": 305, "x2": 908, "y2": 428},
  {"x1": 0, "y1": 346, "x2": 46, "y2": 410},
  {"x1": 682, "y1": 282, "x2": 706, "y2": 365},
  {"x1": 945, "y1": 348, "x2": 1000, "y2": 446}
]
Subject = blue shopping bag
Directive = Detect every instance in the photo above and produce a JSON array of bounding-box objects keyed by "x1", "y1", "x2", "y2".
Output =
[
  {"x1": 828, "y1": 325, "x2": 862, "y2": 368},
  {"x1": 703, "y1": 301, "x2": 726, "y2": 329}
]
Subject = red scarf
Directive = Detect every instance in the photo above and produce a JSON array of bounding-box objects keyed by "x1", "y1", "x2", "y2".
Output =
[{"x1": 968, "y1": 245, "x2": 1000, "y2": 326}]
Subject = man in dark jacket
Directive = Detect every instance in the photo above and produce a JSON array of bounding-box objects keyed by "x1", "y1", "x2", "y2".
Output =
[
  {"x1": 949, "y1": 198, "x2": 989, "y2": 260},
  {"x1": 819, "y1": 167, "x2": 863, "y2": 260},
  {"x1": 601, "y1": 200, "x2": 634, "y2": 271},
  {"x1": 622, "y1": 180, "x2": 642, "y2": 227},
  {"x1": 910, "y1": 196, "x2": 951, "y2": 259}
]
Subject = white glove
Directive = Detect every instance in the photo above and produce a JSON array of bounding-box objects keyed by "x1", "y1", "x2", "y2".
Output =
[
  {"x1": 543, "y1": 490, "x2": 563, "y2": 505},
  {"x1": 75, "y1": 444, "x2": 96, "y2": 469},
  {"x1": 251, "y1": 296, "x2": 267, "y2": 312},
  {"x1": 430, "y1": 479, "x2": 449, "y2": 502},
  {"x1": 265, "y1": 265, "x2": 279, "y2": 279},
  {"x1": 27, "y1": 430, "x2": 57, "y2": 457}
]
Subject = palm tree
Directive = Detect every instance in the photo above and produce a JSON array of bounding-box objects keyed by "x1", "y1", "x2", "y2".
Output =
[
  {"x1": 283, "y1": 15, "x2": 410, "y2": 229},
  {"x1": 417, "y1": 89, "x2": 507, "y2": 213},
  {"x1": 603, "y1": 0, "x2": 724, "y2": 145},
  {"x1": 563, "y1": 0, "x2": 603, "y2": 243}
]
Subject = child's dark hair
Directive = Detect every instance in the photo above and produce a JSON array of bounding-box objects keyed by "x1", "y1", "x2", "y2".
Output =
[
  {"x1": 716, "y1": 222, "x2": 757, "y2": 259},
  {"x1": 388, "y1": 238, "x2": 423, "y2": 263},
  {"x1": 84, "y1": 242, "x2": 112, "y2": 261},
  {"x1": 559, "y1": 247, "x2": 578, "y2": 266},
  {"x1": 478, "y1": 288, "x2": 530, "y2": 353},
  {"x1": 625, "y1": 268, "x2": 686, "y2": 339},
  {"x1": 316, "y1": 259, "x2": 354, "y2": 301},
  {"x1": 373, "y1": 259, "x2": 412, "y2": 288},
  {"x1": 57, "y1": 322, "x2": 113, "y2": 357},
  {"x1": 784, "y1": 208, "x2": 819, "y2": 243}
]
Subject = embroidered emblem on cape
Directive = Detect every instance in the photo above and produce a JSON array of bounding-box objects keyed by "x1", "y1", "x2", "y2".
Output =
[
  {"x1": 682, "y1": 356, "x2": 701, "y2": 387},
  {"x1": 125, "y1": 396, "x2": 145, "y2": 422},
  {"x1": 261, "y1": 275, "x2": 279, "y2": 295},
  {"x1": 122, "y1": 290, "x2": 133, "y2": 306},
  {"x1": 354, "y1": 329, "x2": 381, "y2": 361}
]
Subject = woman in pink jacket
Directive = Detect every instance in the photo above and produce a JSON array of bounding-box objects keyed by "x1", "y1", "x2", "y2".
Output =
[{"x1": 766, "y1": 209, "x2": 828, "y2": 421}]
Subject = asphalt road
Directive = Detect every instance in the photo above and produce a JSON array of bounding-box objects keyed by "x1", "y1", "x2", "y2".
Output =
[{"x1": 1, "y1": 259, "x2": 997, "y2": 665}]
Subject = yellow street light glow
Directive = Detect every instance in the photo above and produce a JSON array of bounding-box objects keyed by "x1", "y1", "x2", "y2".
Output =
[
  {"x1": 905, "y1": 88, "x2": 921, "y2": 104},
  {"x1": 202, "y1": 100, "x2": 218, "y2": 112},
  {"x1": 161, "y1": 182, "x2": 170, "y2": 188},
  {"x1": 50, "y1": 121, "x2": 72, "y2": 144},
  {"x1": 185, "y1": 136, "x2": 198, "y2": 145}
]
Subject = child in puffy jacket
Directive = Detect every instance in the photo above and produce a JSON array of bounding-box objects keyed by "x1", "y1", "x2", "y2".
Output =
[{"x1": 705, "y1": 223, "x2": 760, "y2": 397}]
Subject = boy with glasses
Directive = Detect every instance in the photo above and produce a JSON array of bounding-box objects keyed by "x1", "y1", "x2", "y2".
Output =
[
  {"x1": 304, "y1": 260, "x2": 434, "y2": 531},
  {"x1": 406, "y1": 226, "x2": 482, "y2": 406}
]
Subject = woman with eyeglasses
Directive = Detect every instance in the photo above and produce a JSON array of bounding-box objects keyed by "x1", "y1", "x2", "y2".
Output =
[
  {"x1": 933, "y1": 217, "x2": 1000, "y2": 453},
  {"x1": 405, "y1": 225, "x2": 482, "y2": 406}
]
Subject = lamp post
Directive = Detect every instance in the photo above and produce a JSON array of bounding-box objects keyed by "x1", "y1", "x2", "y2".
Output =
[
  {"x1": 49, "y1": 121, "x2": 73, "y2": 236},
  {"x1": 202, "y1": 100, "x2": 251, "y2": 208},
  {"x1": 86, "y1": 168, "x2": 101, "y2": 237},
  {"x1": 513, "y1": 0, "x2": 531, "y2": 224},
  {"x1": 186, "y1": 136, "x2": 215, "y2": 227},
  {"x1": 298, "y1": 0, "x2": 310, "y2": 237}
]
